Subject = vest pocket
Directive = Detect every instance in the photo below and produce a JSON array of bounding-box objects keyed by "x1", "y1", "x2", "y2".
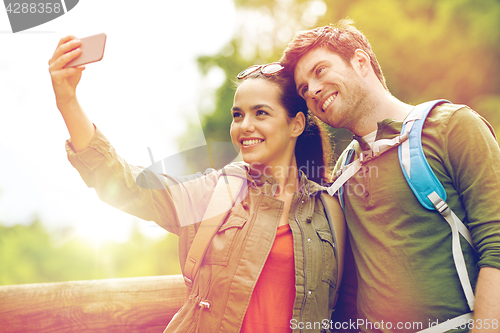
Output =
[
  {"x1": 204, "y1": 215, "x2": 247, "y2": 265},
  {"x1": 316, "y1": 229, "x2": 338, "y2": 289}
]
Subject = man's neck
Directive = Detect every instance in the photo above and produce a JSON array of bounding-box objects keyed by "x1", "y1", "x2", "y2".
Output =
[{"x1": 352, "y1": 91, "x2": 413, "y2": 137}]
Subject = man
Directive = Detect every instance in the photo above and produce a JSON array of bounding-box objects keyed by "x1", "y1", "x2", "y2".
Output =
[{"x1": 280, "y1": 19, "x2": 500, "y2": 332}]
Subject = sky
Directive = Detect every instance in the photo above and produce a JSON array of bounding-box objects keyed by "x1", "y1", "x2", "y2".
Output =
[{"x1": 0, "y1": 0, "x2": 237, "y2": 244}]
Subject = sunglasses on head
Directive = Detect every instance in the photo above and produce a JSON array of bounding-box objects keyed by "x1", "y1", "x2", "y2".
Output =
[{"x1": 237, "y1": 62, "x2": 284, "y2": 80}]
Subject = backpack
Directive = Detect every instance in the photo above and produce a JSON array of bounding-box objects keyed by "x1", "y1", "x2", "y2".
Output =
[{"x1": 328, "y1": 100, "x2": 475, "y2": 332}]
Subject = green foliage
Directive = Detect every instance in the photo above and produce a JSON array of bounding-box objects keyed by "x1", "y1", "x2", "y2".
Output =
[
  {"x1": 184, "y1": 0, "x2": 500, "y2": 161},
  {"x1": 0, "y1": 219, "x2": 181, "y2": 286}
]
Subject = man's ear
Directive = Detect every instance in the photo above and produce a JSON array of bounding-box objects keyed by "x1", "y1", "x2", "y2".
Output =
[
  {"x1": 291, "y1": 111, "x2": 306, "y2": 138},
  {"x1": 351, "y1": 49, "x2": 370, "y2": 76}
]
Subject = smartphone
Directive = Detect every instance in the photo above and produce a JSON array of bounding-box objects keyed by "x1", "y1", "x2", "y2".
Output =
[{"x1": 65, "y1": 33, "x2": 107, "y2": 68}]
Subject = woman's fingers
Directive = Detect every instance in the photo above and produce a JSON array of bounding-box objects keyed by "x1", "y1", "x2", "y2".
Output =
[
  {"x1": 48, "y1": 36, "x2": 81, "y2": 68},
  {"x1": 50, "y1": 65, "x2": 84, "y2": 84},
  {"x1": 49, "y1": 55, "x2": 80, "y2": 87},
  {"x1": 49, "y1": 35, "x2": 87, "y2": 104},
  {"x1": 49, "y1": 36, "x2": 84, "y2": 85},
  {"x1": 52, "y1": 35, "x2": 79, "y2": 58},
  {"x1": 49, "y1": 48, "x2": 81, "y2": 73}
]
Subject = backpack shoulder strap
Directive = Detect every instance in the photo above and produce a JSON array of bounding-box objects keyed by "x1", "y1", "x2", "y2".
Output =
[
  {"x1": 398, "y1": 99, "x2": 450, "y2": 209},
  {"x1": 398, "y1": 100, "x2": 476, "y2": 318},
  {"x1": 329, "y1": 140, "x2": 357, "y2": 208},
  {"x1": 336, "y1": 143, "x2": 356, "y2": 211},
  {"x1": 397, "y1": 99, "x2": 473, "y2": 247},
  {"x1": 183, "y1": 171, "x2": 245, "y2": 288}
]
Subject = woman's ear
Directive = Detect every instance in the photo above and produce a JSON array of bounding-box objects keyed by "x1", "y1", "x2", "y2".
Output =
[{"x1": 291, "y1": 111, "x2": 306, "y2": 138}]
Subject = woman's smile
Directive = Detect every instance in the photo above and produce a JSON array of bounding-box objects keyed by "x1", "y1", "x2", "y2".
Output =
[{"x1": 240, "y1": 138, "x2": 264, "y2": 148}]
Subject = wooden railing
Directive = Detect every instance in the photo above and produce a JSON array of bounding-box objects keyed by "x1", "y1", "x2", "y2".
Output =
[{"x1": 0, "y1": 275, "x2": 188, "y2": 333}]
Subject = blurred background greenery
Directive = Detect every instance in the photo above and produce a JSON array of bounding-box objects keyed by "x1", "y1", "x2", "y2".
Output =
[
  {"x1": 0, "y1": 220, "x2": 181, "y2": 285},
  {"x1": 190, "y1": 0, "x2": 500, "y2": 158},
  {"x1": 2, "y1": 0, "x2": 499, "y2": 286}
]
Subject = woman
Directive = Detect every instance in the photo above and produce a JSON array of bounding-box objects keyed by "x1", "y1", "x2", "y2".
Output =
[{"x1": 49, "y1": 36, "x2": 345, "y2": 333}]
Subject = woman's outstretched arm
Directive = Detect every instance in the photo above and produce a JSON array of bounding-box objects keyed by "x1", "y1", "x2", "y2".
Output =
[
  {"x1": 49, "y1": 35, "x2": 225, "y2": 233},
  {"x1": 49, "y1": 35, "x2": 94, "y2": 152}
]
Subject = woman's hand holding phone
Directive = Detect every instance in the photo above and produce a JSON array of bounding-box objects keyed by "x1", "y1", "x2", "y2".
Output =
[
  {"x1": 48, "y1": 35, "x2": 99, "y2": 152},
  {"x1": 48, "y1": 35, "x2": 85, "y2": 108},
  {"x1": 48, "y1": 33, "x2": 106, "y2": 107}
]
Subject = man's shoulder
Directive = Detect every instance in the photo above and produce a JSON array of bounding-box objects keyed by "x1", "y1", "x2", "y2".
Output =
[
  {"x1": 427, "y1": 102, "x2": 495, "y2": 137},
  {"x1": 427, "y1": 102, "x2": 491, "y2": 126},
  {"x1": 427, "y1": 102, "x2": 469, "y2": 122}
]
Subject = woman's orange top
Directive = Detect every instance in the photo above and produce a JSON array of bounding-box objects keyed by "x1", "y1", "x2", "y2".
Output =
[{"x1": 240, "y1": 224, "x2": 295, "y2": 333}]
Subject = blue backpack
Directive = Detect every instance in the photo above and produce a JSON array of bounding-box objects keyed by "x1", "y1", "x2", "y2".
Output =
[{"x1": 328, "y1": 100, "x2": 475, "y2": 332}]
